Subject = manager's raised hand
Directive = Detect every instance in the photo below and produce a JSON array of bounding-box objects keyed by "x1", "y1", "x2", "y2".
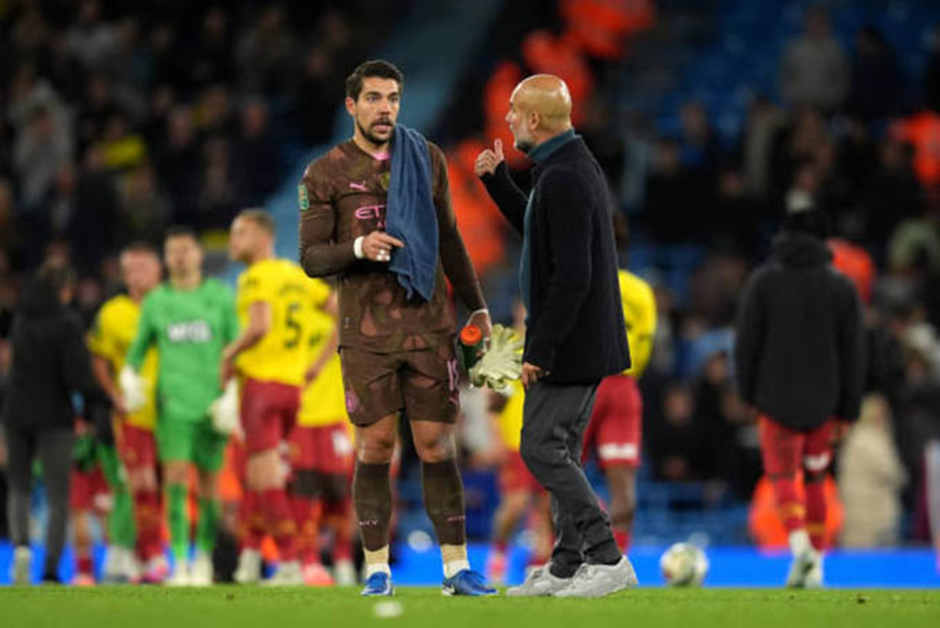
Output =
[{"x1": 474, "y1": 139, "x2": 505, "y2": 177}]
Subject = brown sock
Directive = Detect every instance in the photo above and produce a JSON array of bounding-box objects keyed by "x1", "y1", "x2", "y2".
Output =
[
  {"x1": 421, "y1": 460, "x2": 467, "y2": 546},
  {"x1": 352, "y1": 461, "x2": 392, "y2": 551}
]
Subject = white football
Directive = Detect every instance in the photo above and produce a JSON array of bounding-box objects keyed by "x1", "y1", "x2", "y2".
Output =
[{"x1": 660, "y1": 542, "x2": 709, "y2": 587}]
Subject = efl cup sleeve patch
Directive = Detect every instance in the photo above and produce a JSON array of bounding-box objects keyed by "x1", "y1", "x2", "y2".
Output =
[{"x1": 298, "y1": 183, "x2": 310, "y2": 211}]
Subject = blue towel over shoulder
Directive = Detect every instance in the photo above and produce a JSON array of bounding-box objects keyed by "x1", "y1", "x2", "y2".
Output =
[{"x1": 386, "y1": 125, "x2": 438, "y2": 302}]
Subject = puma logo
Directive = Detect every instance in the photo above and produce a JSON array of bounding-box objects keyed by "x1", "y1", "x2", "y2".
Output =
[{"x1": 349, "y1": 181, "x2": 368, "y2": 191}]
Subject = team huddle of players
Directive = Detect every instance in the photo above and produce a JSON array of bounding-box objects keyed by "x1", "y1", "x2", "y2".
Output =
[{"x1": 72, "y1": 212, "x2": 355, "y2": 587}]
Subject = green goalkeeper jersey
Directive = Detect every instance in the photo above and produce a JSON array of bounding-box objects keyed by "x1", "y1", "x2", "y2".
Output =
[{"x1": 126, "y1": 278, "x2": 238, "y2": 422}]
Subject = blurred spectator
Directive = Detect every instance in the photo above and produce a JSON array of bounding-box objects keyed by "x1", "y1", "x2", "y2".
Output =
[
  {"x1": 190, "y1": 7, "x2": 235, "y2": 90},
  {"x1": 236, "y1": 5, "x2": 297, "y2": 95},
  {"x1": 155, "y1": 106, "x2": 201, "y2": 225},
  {"x1": 860, "y1": 140, "x2": 924, "y2": 264},
  {"x1": 69, "y1": 146, "x2": 118, "y2": 273},
  {"x1": 779, "y1": 7, "x2": 849, "y2": 113},
  {"x1": 232, "y1": 99, "x2": 282, "y2": 206},
  {"x1": 118, "y1": 164, "x2": 171, "y2": 244},
  {"x1": 848, "y1": 26, "x2": 905, "y2": 122},
  {"x1": 644, "y1": 378, "x2": 713, "y2": 481},
  {"x1": 64, "y1": 0, "x2": 118, "y2": 72},
  {"x1": 838, "y1": 395, "x2": 907, "y2": 547},
  {"x1": 641, "y1": 138, "x2": 701, "y2": 242},
  {"x1": 13, "y1": 105, "x2": 72, "y2": 210}
]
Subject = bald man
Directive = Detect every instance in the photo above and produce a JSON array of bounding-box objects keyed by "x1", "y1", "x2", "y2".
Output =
[{"x1": 475, "y1": 75, "x2": 637, "y2": 598}]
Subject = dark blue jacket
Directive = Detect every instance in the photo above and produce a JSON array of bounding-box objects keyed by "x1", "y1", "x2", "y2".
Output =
[{"x1": 482, "y1": 137, "x2": 630, "y2": 384}]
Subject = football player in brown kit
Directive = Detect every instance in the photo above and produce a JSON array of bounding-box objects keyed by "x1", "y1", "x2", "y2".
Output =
[{"x1": 298, "y1": 59, "x2": 495, "y2": 597}]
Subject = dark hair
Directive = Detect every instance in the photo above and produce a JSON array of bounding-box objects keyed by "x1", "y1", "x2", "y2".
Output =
[
  {"x1": 783, "y1": 208, "x2": 831, "y2": 240},
  {"x1": 38, "y1": 262, "x2": 76, "y2": 293},
  {"x1": 236, "y1": 208, "x2": 275, "y2": 235},
  {"x1": 164, "y1": 225, "x2": 198, "y2": 243},
  {"x1": 345, "y1": 59, "x2": 404, "y2": 101}
]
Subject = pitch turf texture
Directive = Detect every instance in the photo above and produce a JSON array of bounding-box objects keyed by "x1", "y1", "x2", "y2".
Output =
[{"x1": 0, "y1": 587, "x2": 938, "y2": 628}]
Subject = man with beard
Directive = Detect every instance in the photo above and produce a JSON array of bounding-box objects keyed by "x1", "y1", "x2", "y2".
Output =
[{"x1": 298, "y1": 60, "x2": 495, "y2": 597}]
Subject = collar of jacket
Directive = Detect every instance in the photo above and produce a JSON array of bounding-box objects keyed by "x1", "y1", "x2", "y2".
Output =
[{"x1": 529, "y1": 128, "x2": 578, "y2": 165}]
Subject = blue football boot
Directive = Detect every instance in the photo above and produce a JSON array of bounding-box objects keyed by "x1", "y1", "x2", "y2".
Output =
[
  {"x1": 442, "y1": 569, "x2": 498, "y2": 596},
  {"x1": 361, "y1": 571, "x2": 394, "y2": 596}
]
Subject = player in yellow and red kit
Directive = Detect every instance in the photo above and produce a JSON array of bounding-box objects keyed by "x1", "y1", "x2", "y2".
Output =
[
  {"x1": 224, "y1": 210, "x2": 325, "y2": 586},
  {"x1": 289, "y1": 289, "x2": 357, "y2": 586},
  {"x1": 582, "y1": 215, "x2": 656, "y2": 553}
]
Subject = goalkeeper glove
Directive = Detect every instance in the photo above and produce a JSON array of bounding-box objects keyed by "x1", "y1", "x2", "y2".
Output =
[
  {"x1": 469, "y1": 324, "x2": 524, "y2": 389},
  {"x1": 210, "y1": 379, "x2": 241, "y2": 436},
  {"x1": 118, "y1": 366, "x2": 148, "y2": 413}
]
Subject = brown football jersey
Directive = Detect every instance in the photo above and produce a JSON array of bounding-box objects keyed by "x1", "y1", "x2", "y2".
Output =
[{"x1": 299, "y1": 139, "x2": 485, "y2": 354}]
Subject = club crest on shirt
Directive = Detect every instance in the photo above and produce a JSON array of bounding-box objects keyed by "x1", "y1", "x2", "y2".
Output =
[
  {"x1": 298, "y1": 183, "x2": 310, "y2": 211},
  {"x1": 378, "y1": 172, "x2": 391, "y2": 191}
]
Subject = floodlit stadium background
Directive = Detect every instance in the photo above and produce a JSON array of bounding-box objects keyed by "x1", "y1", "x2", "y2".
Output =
[{"x1": 1, "y1": 0, "x2": 940, "y2": 587}]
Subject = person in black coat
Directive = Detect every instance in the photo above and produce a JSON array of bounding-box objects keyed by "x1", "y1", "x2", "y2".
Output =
[
  {"x1": 3, "y1": 263, "x2": 104, "y2": 583},
  {"x1": 475, "y1": 74, "x2": 634, "y2": 598},
  {"x1": 734, "y1": 208, "x2": 865, "y2": 588}
]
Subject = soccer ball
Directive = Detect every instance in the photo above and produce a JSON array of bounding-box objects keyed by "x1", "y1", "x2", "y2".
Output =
[{"x1": 660, "y1": 543, "x2": 709, "y2": 587}]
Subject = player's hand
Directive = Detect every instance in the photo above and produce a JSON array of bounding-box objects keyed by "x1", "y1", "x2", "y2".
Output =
[
  {"x1": 521, "y1": 361, "x2": 545, "y2": 389},
  {"x1": 362, "y1": 231, "x2": 404, "y2": 263},
  {"x1": 111, "y1": 393, "x2": 129, "y2": 417},
  {"x1": 219, "y1": 354, "x2": 235, "y2": 388},
  {"x1": 474, "y1": 139, "x2": 505, "y2": 177},
  {"x1": 467, "y1": 309, "x2": 492, "y2": 345}
]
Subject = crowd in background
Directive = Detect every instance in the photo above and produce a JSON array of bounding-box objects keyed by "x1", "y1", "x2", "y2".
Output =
[{"x1": 1, "y1": 0, "x2": 939, "y2": 550}]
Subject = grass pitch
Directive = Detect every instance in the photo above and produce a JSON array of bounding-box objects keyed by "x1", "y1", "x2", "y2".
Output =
[{"x1": 0, "y1": 587, "x2": 937, "y2": 628}]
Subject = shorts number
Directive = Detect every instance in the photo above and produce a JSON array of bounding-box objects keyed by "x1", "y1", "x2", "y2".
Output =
[{"x1": 285, "y1": 302, "x2": 302, "y2": 349}]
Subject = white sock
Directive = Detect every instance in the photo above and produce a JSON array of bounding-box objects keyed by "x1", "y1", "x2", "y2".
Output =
[
  {"x1": 443, "y1": 559, "x2": 470, "y2": 579},
  {"x1": 788, "y1": 529, "x2": 815, "y2": 558},
  {"x1": 366, "y1": 563, "x2": 391, "y2": 578}
]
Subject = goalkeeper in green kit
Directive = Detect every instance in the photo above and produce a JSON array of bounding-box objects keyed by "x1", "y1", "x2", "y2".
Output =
[{"x1": 121, "y1": 226, "x2": 240, "y2": 586}]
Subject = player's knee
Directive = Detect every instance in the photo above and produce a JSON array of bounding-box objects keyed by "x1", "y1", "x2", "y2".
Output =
[
  {"x1": 357, "y1": 433, "x2": 396, "y2": 464},
  {"x1": 519, "y1": 438, "x2": 553, "y2": 472}
]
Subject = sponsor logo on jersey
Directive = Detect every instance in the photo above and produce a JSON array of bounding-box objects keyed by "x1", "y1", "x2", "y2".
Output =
[{"x1": 167, "y1": 320, "x2": 212, "y2": 343}]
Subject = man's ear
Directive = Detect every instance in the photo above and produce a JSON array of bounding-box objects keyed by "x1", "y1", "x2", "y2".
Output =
[
  {"x1": 528, "y1": 110, "x2": 541, "y2": 133},
  {"x1": 345, "y1": 96, "x2": 356, "y2": 117}
]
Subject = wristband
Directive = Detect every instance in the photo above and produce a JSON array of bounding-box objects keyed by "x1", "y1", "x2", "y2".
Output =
[
  {"x1": 470, "y1": 308, "x2": 489, "y2": 317},
  {"x1": 354, "y1": 236, "x2": 365, "y2": 259}
]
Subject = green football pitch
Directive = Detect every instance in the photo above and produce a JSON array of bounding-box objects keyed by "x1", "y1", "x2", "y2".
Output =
[{"x1": 0, "y1": 587, "x2": 937, "y2": 628}]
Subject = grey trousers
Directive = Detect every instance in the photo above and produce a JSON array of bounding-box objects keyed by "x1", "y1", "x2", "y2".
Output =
[
  {"x1": 4, "y1": 424, "x2": 73, "y2": 576},
  {"x1": 520, "y1": 381, "x2": 621, "y2": 577}
]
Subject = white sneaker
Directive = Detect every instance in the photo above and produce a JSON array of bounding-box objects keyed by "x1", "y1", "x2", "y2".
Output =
[
  {"x1": 261, "y1": 561, "x2": 304, "y2": 586},
  {"x1": 804, "y1": 555, "x2": 824, "y2": 589},
  {"x1": 785, "y1": 530, "x2": 819, "y2": 589},
  {"x1": 190, "y1": 551, "x2": 214, "y2": 586},
  {"x1": 12, "y1": 546, "x2": 32, "y2": 586},
  {"x1": 101, "y1": 546, "x2": 128, "y2": 584},
  {"x1": 167, "y1": 562, "x2": 192, "y2": 587},
  {"x1": 234, "y1": 549, "x2": 262, "y2": 585},
  {"x1": 104, "y1": 547, "x2": 141, "y2": 584},
  {"x1": 333, "y1": 559, "x2": 358, "y2": 586},
  {"x1": 506, "y1": 563, "x2": 574, "y2": 597},
  {"x1": 554, "y1": 557, "x2": 639, "y2": 598}
]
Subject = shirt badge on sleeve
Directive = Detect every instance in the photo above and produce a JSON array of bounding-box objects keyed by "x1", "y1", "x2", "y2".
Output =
[{"x1": 298, "y1": 183, "x2": 310, "y2": 211}]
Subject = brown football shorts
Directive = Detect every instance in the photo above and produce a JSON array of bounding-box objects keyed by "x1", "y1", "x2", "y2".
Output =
[{"x1": 339, "y1": 342, "x2": 461, "y2": 427}]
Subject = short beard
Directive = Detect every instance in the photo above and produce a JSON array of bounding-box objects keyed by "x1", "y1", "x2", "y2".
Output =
[{"x1": 357, "y1": 118, "x2": 392, "y2": 148}]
